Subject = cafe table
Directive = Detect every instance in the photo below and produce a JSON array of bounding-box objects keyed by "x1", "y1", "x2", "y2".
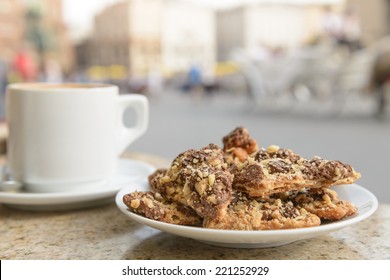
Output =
[{"x1": 0, "y1": 126, "x2": 389, "y2": 259}]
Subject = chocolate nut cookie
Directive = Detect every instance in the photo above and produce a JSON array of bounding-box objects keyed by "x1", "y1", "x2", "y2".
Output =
[
  {"x1": 292, "y1": 188, "x2": 358, "y2": 221},
  {"x1": 150, "y1": 144, "x2": 234, "y2": 221},
  {"x1": 123, "y1": 191, "x2": 202, "y2": 226},
  {"x1": 223, "y1": 127, "x2": 259, "y2": 163},
  {"x1": 123, "y1": 127, "x2": 361, "y2": 230},
  {"x1": 233, "y1": 146, "x2": 361, "y2": 197},
  {"x1": 203, "y1": 192, "x2": 321, "y2": 230}
]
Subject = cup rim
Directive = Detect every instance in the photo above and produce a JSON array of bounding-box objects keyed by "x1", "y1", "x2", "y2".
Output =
[{"x1": 7, "y1": 82, "x2": 118, "y2": 92}]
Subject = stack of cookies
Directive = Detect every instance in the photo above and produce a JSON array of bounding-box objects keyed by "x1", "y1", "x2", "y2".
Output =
[{"x1": 123, "y1": 127, "x2": 361, "y2": 230}]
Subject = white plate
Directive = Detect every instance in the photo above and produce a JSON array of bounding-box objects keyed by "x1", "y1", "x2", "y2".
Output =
[
  {"x1": 0, "y1": 159, "x2": 155, "y2": 211},
  {"x1": 116, "y1": 183, "x2": 378, "y2": 248}
]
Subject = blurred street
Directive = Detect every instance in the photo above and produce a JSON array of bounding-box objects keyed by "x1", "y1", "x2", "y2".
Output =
[{"x1": 128, "y1": 89, "x2": 390, "y2": 203}]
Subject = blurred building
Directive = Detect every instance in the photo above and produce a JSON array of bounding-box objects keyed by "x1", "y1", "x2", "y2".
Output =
[
  {"x1": 216, "y1": 7, "x2": 245, "y2": 62},
  {"x1": 87, "y1": 0, "x2": 162, "y2": 76},
  {"x1": 81, "y1": 0, "x2": 390, "y2": 76},
  {"x1": 161, "y1": 0, "x2": 215, "y2": 74},
  {"x1": 346, "y1": 0, "x2": 390, "y2": 45},
  {"x1": 81, "y1": 0, "x2": 215, "y2": 76},
  {"x1": 74, "y1": 38, "x2": 93, "y2": 70},
  {"x1": 216, "y1": 3, "x2": 326, "y2": 61},
  {"x1": 0, "y1": 0, "x2": 73, "y2": 72},
  {"x1": 0, "y1": 0, "x2": 25, "y2": 60}
]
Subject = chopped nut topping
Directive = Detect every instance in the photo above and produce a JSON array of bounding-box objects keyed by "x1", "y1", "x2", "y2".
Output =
[
  {"x1": 130, "y1": 199, "x2": 140, "y2": 209},
  {"x1": 208, "y1": 174, "x2": 215, "y2": 186},
  {"x1": 207, "y1": 194, "x2": 218, "y2": 204},
  {"x1": 143, "y1": 198, "x2": 154, "y2": 208},
  {"x1": 195, "y1": 181, "x2": 207, "y2": 195},
  {"x1": 166, "y1": 187, "x2": 175, "y2": 195},
  {"x1": 267, "y1": 145, "x2": 280, "y2": 153},
  {"x1": 160, "y1": 176, "x2": 171, "y2": 183}
]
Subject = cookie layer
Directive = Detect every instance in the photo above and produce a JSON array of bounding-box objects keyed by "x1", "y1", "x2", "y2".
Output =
[
  {"x1": 234, "y1": 147, "x2": 361, "y2": 197},
  {"x1": 203, "y1": 192, "x2": 321, "y2": 230},
  {"x1": 123, "y1": 191, "x2": 202, "y2": 225},
  {"x1": 293, "y1": 188, "x2": 358, "y2": 221}
]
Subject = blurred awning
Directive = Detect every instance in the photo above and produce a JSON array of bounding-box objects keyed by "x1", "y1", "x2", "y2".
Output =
[
  {"x1": 108, "y1": 65, "x2": 127, "y2": 80},
  {"x1": 87, "y1": 66, "x2": 108, "y2": 80},
  {"x1": 215, "y1": 61, "x2": 240, "y2": 76},
  {"x1": 87, "y1": 65, "x2": 128, "y2": 80}
]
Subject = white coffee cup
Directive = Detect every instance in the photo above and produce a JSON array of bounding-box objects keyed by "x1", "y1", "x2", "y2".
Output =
[{"x1": 6, "y1": 83, "x2": 148, "y2": 193}]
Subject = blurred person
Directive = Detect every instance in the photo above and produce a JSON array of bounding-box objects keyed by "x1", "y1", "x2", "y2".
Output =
[
  {"x1": 128, "y1": 74, "x2": 147, "y2": 94},
  {"x1": 321, "y1": 6, "x2": 362, "y2": 53},
  {"x1": 249, "y1": 43, "x2": 271, "y2": 63},
  {"x1": 147, "y1": 68, "x2": 164, "y2": 98},
  {"x1": 321, "y1": 6, "x2": 343, "y2": 44},
  {"x1": 339, "y1": 7, "x2": 362, "y2": 52},
  {"x1": 0, "y1": 57, "x2": 8, "y2": 121},
  {"x1": 11, "y1": 43, "x2": 38, "y2": 82},
  {"x1": 183, "y1": 64, "x2": 203, "y2": 95},
  {"x1": 202, "y1": 68, "x2": 219, "y2": 97},
  {"x1": 0, "y1": 58, "x2": 7, "y2": 91},
  {"x1": 40, "y1": 58, "x2": 63, "y2": 82}
]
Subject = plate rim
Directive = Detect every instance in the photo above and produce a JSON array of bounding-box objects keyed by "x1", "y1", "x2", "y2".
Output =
[{"x1": 115, "y1": 183, "x2": 378, "y2": 242}]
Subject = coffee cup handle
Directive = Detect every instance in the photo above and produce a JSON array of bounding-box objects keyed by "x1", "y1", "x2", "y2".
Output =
[{"x1": 116, "y1": 94, "x2": 149, "y2": 154}]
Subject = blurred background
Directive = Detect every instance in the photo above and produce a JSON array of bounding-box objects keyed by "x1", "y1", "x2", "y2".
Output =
[{"x1": 0, "y1": 0, "x2": 389, "y2": 202}]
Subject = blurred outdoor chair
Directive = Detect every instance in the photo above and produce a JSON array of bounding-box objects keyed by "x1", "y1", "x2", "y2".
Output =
[
  {"x1": 232, "y1": 45, "x2": 344, "y2": 113},
  {"x1": 287, "y1": 45, "x2": 344, "y2": 113},
  {"x1": 232, "y1": 49, "x2": 299, "y2": 111},
  {"x1": 233, "y1": 40, "x2": 389, "y2": 116}
]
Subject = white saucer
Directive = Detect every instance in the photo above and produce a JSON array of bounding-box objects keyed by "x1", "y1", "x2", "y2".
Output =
[
  {"x1": 116, "y1": 182, "x2": 378, "y2": 248},
  {"x1": 0, "y1": 159, "x2": 156, "y2": 211}
]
